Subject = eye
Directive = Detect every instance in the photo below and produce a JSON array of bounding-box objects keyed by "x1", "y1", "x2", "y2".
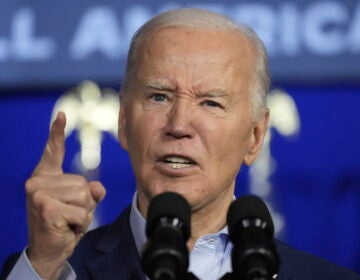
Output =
[
  {"x1": 150, "y1": 93, "x2": 167, "y2": 102},
  {"x1": 202, "y1": 100, "x2": 222, "y2": 108}
]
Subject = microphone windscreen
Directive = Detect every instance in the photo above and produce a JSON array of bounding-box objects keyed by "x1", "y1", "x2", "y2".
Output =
[
  {"x1": 146, "y1": 192, "x2": 191, "y2": 240},
  {"x1": 227, "y1": 195, "x2": 274, "y2": 237}
]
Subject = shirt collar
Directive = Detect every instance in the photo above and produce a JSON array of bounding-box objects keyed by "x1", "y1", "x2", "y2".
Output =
[
  {"x1": 129, "y1": 192, "x2": 230, "y2": 255},
  {"x1": 129, "y1": 192, "x2": 147, "y2": 255}
]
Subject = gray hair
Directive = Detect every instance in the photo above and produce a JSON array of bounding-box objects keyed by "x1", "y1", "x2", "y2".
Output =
[{"x1": 122, "y1": 8, "x2": 269, "y2": 119}]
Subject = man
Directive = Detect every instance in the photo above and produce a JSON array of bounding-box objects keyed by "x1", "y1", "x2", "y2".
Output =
[{"x1": 2, "y1": 8, "x2": 359, "y2": 280}]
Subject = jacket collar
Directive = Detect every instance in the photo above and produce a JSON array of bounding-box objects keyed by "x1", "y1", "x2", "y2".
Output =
[{"x1": 85, "y1": 206, "x2": 146, "y2": 280}]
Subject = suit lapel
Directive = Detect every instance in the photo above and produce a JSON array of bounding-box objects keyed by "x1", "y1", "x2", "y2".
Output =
[
  {"x1": 85, "y1": 249, "x2": 144, "y2": 280},
  {"x1": 274, "y1": 240, "x2": 294, "y2": 280},
  {"x1": 85, "y1": 207, "x2": 146, "y2": 280}
]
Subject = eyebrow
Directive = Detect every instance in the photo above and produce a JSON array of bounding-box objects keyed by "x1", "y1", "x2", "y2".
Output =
[
  {"x1": 144, "y1": 80, "x2": 231, "y2": 100},
  {"x1": 200, "y1": 89, "x2": 231, "y2": 99},
  {"x1": 145, "y1": 80, "x2": 176, "y2": 92}
]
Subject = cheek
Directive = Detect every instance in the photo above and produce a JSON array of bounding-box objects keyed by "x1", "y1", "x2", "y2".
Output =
[
  {"x1": 126, "y1": 111, "x2": 163, "y2": 155},
  {"x1": 204, "y1": 120, "x2": 252, "y2": 166}
]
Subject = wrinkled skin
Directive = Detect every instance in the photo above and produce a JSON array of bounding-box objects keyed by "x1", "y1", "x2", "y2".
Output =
[
  {"x1": 25, "y1": 112, "x2": 106, "y2": 279},
  {"x1": 118, "y1": 28, "x2": 269, "y2": 245}
]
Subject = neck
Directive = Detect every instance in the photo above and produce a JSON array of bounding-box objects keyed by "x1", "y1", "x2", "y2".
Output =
[
  {"x1": 187, "y1": 194, "x2": 233, "y2": 250},
  {"x1": 136, "y1": 188, "x2": 234, "y2": 250}
]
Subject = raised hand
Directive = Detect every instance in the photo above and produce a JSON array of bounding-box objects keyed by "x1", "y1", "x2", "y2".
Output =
[{"x1": 25, "y1": 112, "x2": 106, "y2": 279}]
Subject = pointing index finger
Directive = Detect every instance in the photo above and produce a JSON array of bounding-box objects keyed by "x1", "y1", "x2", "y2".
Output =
[{"x1": 33, "y1": 112, "x2": 67, "y2": 176}]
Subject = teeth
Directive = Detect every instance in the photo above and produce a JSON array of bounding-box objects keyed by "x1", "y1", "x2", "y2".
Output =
[
  {"x1": 168, "y1": 162, "x2": 193, "y2": 169},
  {"x1": 164, "y1": 156, "x2": 192, "y2": 164},
  {"x1": 163, "y1": 156, "x2": 194, "y2": 169}
]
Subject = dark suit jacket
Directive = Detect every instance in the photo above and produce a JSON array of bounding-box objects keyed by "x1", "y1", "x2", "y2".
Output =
[{"x1": 1, "y1": 206, "x2": 359, "y2": 279}]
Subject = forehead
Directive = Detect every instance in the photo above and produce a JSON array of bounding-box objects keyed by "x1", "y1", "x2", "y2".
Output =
[{"x1": 133, "y1": 27, "x2": 255, "y2": 95}]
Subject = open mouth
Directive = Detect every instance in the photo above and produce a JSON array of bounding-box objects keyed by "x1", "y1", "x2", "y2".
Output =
[{"x1": 161, "y1": 155, "x2": 196, "y2": 169}]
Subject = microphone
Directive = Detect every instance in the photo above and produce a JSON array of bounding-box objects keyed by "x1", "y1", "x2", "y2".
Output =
[
  {"x1": 141, "y1": 192, "x2": 191, "y2": 280},
  {"x1": 226, "y1": 195, "x2": 280, "y2": 280}
]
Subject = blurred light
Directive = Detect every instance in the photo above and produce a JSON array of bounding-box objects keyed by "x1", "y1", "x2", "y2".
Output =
[
  {"x1": 52, "y1": 80, "x2": 119, "y2": 171},
  {"x1": 249, "y1": 88, "x2": 301, "y2": 236},
  {"x1": 268, "y1": 89, "x2": 300, "y2": 136}
]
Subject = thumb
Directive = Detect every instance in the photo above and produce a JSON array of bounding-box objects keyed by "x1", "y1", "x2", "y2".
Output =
[
  {"x1": 89, "y1": 181, "x2": 106, "y2": 204},
  {"x1": 33, "y1": 112, "x2": 66, "y2": 176}
]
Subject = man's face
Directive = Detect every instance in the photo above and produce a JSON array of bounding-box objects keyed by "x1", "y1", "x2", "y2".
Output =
[{"x1": 119, "y1": 28, "x2": 268, "y2": 215}]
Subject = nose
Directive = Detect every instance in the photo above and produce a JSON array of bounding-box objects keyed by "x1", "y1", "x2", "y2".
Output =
[{"x1": 165, "y1": 99, "x2": 193, "y2": 139}]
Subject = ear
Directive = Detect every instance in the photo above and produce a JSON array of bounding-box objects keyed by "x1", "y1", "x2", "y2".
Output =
[
  {"x1": 244, "y1": 109, "x2": 270, "y2": 166},
  {"x1": 118, "y1": 92, "x2": 129, "y2": 151}
]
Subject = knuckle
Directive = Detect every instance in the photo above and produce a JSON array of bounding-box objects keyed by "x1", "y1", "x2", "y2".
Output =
[
  {"x1": 76, "y1": 189, "x2": 88, "y2": 203},
  {"x1": 79, "y1": 209, "x2": 89, "y2": 222},
  {"x1": 73, "y1": 208, "x2": 90, "y2": 230},
  {"x1": 41, "y1": 202, "x2": 57, "y2": 222},
  {"x1": 30, "y1": 191, "x2": 58, "y2": 224},
  {"x1": 73, "y1": 175, "x2": 87, "y2": 187},
  {"x1": 31, "y1": 189, "x2": 46, "y2": 208},
  {"x1": 25, "y1": 177, "x2": 40, "y2": 194},
  {"x1": 69, "y1": 176, "x2": 90, "y2": 204}
]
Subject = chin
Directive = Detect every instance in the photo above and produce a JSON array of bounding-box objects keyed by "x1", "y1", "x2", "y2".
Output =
[{"x1": 148, "y1": 184, "x2": 193, "y2": 201}]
